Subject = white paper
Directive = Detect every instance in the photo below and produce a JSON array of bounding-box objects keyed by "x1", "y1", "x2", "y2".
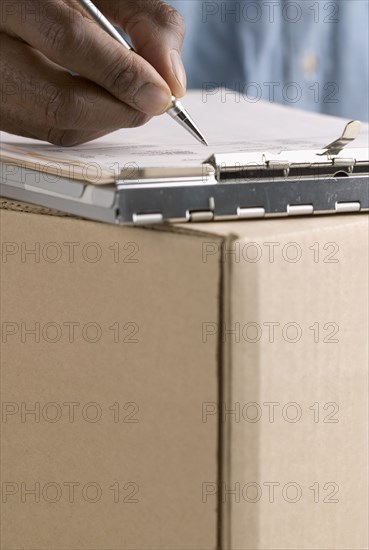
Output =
[{"x1": 1, "y1": 90, "x2": 368, "y2": 184}]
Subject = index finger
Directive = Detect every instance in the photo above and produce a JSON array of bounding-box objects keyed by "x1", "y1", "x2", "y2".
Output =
[{"x1": 0, "y1": 0, "x2": 173, "y2": 115}]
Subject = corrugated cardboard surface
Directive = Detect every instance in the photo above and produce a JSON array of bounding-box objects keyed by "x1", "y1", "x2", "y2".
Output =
[
  {"x1": 205, "y1": 215, "x2": 368, "y2": 550},
  {"x1": 1, "y1": 207, "x2": 368, "y2": 550},
  {"x1": 0, "y1": 209, "x2": 221, "y2": 549}
]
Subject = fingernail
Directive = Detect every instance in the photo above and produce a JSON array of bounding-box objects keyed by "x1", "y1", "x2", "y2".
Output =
[
  {"x1": 170, "y1": 50, "x2": 187, "y2": 91},
  {"x1": 135, "y1": 83, "x2": 171, "y2": 115}
]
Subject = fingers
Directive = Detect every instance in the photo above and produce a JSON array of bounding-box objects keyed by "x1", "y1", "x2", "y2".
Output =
[
  {"x1": 0, "y1": 0, "x2": 173, "y2": 116},
  {"x1": 0, "y1": 33, "x2": 151, "y2": 145},
  {"x1": 95, "y1": 0, "x2": 187, "y2": 98},
  {"x1": 1, "y1": 106, "x2": 116, "y2": 146}
]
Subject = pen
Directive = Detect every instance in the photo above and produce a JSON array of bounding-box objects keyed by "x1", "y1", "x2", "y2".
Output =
[{"x1": 76, "y1": 0, "x2": 208, "y2": 146}]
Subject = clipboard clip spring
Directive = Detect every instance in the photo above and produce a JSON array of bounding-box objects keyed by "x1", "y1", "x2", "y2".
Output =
[{"x1": 205, "y1": 120, "x2": 368, "y2": 182}]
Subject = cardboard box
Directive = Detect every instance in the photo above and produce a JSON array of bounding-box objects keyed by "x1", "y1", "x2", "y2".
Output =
[
  {"x1": 0, "y1": 204, "x2": 221, "y2": 549},
  {"x1": 1, "y1": 201, "x2": 368, "y2": 549}
]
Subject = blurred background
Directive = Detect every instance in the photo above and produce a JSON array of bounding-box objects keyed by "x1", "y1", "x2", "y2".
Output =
[{"x1": 168, "y1": 0, "x2": 369, "y2": 121}]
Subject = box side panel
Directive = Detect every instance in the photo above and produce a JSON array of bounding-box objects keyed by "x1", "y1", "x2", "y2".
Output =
[
  {"x1": 0, "y1": 211, "x2": 221, "y2": 550},
  {"x1": 225, "y1": 216, "x2": 369, "y2": 549}
]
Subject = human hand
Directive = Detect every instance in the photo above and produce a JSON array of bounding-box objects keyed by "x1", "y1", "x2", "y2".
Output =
[{"x1": 0, "y1": 0, "x2": 186, "y2": 145}]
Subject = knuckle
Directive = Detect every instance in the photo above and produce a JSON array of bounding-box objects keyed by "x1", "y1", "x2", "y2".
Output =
[
  {"x1": 45, "y1": 89, "x2": 85, "y2": 129},
  {"x1": 40, "y1": 15, "x2": 84, "y2": 55},
  {"x1": 103, "y1": 53, "x2": 140, "y2": 101},
  {"x1": 164, "y1": 7, "x2": 186, "y2": 36},
  {"x1": 42, "y1": 22, "x2": 67, "y2": 52},
  {"x1": 151, "y1": 2, "x2": 186, "y2": 38},
  {"x1": 126, "y1": 110, "x2": 151, "y2": 129},
  {"x1": 46, "y1": 128, "x2": 85, "y2": 147},
  {"x1": 44, "y1": 89, "x2": 67, "y2": 127},
  {"x1": 125, "y1": 1, "x2": 185, "y2": 41}
]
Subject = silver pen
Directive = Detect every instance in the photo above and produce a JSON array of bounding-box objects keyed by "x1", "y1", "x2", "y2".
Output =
[{"x1": 76, "y1": 0, "x2": 208, "y2": 145}]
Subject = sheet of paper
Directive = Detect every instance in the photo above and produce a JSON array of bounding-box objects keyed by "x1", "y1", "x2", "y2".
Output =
[{"x1": 1, "y1": 90, "x2": 368, "y2": 184}]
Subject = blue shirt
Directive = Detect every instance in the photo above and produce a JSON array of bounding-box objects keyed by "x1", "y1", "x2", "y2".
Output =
[{"x1": 169, "y1": 0, "x2": 369, "y2": 121}]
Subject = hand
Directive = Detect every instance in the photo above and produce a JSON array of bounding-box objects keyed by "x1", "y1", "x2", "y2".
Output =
[{"x1": 0, "y1": 0, "x2": 186, "y2": 145}]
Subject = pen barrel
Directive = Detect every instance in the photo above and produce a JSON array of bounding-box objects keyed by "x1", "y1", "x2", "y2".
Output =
[
  {"x1": 166, "y1": 98, "x2": 183, "y2": 119},
  {"x1": 77, "y1": 0, "x2": 207, "y2": 144},
  {"x1": 77, "y1": 0, "x2": 132, "y2": 49}
]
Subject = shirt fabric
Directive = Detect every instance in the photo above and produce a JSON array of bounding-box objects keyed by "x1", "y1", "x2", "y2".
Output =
[{"x1": 168, "y1": 0, "x2": 369, "y2": 121}]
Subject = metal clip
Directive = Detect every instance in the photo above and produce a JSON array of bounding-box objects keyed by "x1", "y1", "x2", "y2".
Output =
[
  {"x1": 132, "y1": 213, "x2": 163, "y2": 225},
  {"x1": 320, "y1": 120, "x2": 362, "y2": 156},
  {"x1": 205, "y1": 120, "x2": 366, "y2": 181},
  {"x1": 287, "y1": 204, "x2": 314, "y2": 216},
  {"x1": 335, "y1": 201, "x2": 361, "y2": 213},
  {"x1": 237, "y1": 207, "x2": 265, "y2": 219},
  {"x1": 186, "y1": 210, "x2": 214, "y2": 222}
]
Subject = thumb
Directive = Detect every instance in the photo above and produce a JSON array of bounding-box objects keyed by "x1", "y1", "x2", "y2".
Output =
[{"x1": 95, "y1": 0, "x2": 187, "y2": 98}]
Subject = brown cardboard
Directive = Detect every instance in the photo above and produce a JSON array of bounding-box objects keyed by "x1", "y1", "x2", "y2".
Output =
[
  {"x1": 1, "y1": 206, "x2": 368, "y2": 549},
  {"x1": 195, "y1": 215, "x2": 369, "y2": 550},
  {"x1": 0, "y1": 209, "x2": 221, "y2": 549}
]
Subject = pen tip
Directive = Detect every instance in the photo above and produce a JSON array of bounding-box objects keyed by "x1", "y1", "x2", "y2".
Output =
[{"x1": 167, "y1": 100, "x2": 208, "y2": 146}]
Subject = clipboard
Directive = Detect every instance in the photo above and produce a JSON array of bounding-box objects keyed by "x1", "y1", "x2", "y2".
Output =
[{"x1": 1, "y1": 121, "x2": 368, "y2": 225}]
